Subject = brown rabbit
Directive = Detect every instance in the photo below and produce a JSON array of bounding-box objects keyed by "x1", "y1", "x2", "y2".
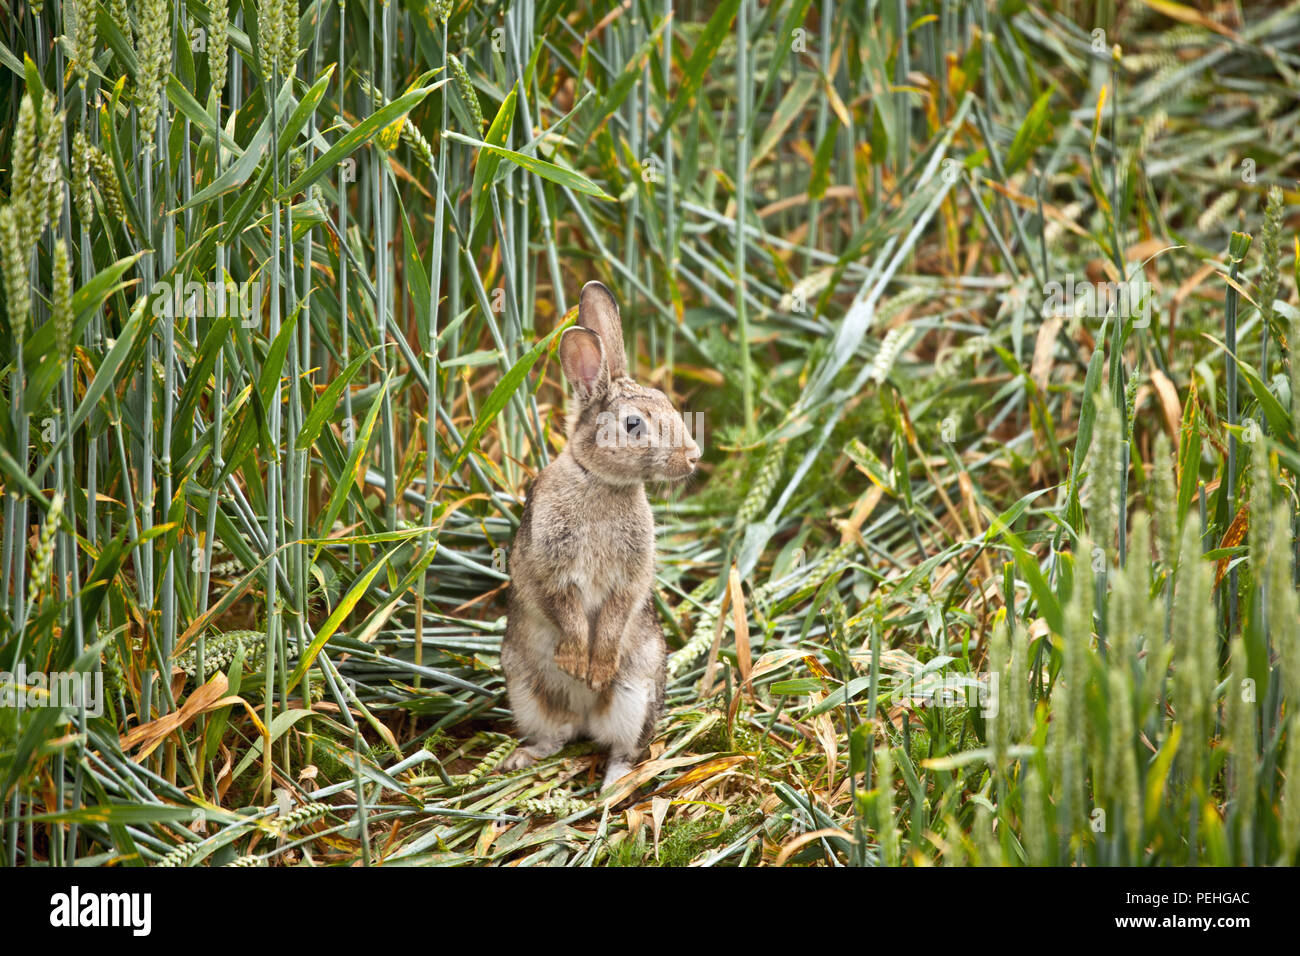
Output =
[{"x1": 500, "y1": 281, "x2": 700, "y2": 792}]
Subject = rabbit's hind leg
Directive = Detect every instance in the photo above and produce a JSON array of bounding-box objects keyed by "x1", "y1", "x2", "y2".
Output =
[
  {"x1": 601, "y1": 758, "x2": 635, "y2": 793},
  {"x1": 501, "y1": 734, "x2": 567, "y2": 771},
  {"x1": 588, "y1": 676, "x2": 658, "y2": 793},
  {"x1": 501, "y1": 704, "x2": 573, "y2": 771},
  {"x1": 501, "y1": 669, "x2": 577, "y2": 772}
]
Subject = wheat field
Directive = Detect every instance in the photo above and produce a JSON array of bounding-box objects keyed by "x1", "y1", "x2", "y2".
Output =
[{"x1": 1, "y1": 0, "x2": 1300, "y2": 868}]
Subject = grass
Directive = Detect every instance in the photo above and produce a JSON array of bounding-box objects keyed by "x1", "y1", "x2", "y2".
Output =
[{"x1": 2, "y1": 0, "x2": 1300, "y2": 866}]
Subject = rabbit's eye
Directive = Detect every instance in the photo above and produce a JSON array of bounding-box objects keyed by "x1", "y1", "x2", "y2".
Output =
[{"x1": 623, "y1": 414, "x2": 645, "y2": 438}]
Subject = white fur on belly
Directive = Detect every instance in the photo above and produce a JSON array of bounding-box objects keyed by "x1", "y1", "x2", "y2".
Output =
[
  {"x1": 586, "y1": 676, "x2": 654, "y2": 752},
  {"x1": 509, "y1": 679, "x2": 576, "y2": 744}
]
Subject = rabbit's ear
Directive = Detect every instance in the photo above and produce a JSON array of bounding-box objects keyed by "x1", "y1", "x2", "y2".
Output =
[
  {"x1": 559, "y1": 326, "x2": 609, "y2": 402},
  {"x1": 578, "y1": 281, "x2": 626, "y2": 379}
]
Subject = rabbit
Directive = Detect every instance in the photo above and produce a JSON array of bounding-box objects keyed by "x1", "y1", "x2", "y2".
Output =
[{"x1": 500, "y1": 280, "x2": 701, "y2": 793}]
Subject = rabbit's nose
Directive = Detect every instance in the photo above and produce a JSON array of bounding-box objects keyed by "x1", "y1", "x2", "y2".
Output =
[{"x1": 684, "y1": 440, "x2": 701, "y2": 468}]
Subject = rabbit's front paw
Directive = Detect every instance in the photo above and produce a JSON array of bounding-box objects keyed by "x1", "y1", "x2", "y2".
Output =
[
  {"x1": 554, "y1": 639, "x2": 589, "y2": 682},
  {"x1": 587, "y1": 651, "x2": 620, "y2": 692}
]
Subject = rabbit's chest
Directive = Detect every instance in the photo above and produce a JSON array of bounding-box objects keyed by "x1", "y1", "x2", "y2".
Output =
[
  {"x1": 532, "y1": 489, "x2": 653, "y2": 594},
  {"x1": 570, "y1": 506, "x2": 650, "y2": 573}
]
